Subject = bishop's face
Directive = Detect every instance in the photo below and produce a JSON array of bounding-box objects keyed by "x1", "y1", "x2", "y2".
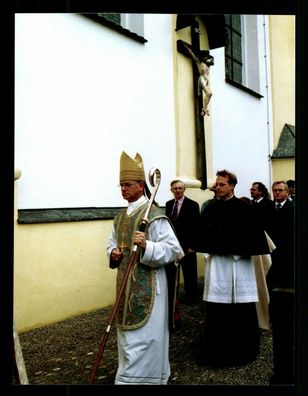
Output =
[
  {"x1": 120, "y1": 180, "x2": 144, "y2": 203},
  {"x1": 215, "y1": 176, "x2": 234, "y2": 200}
]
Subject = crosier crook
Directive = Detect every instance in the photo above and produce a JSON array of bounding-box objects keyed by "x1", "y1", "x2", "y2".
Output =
[{"x1": 88, "y1": 168, "x2": 161, "y2": 384}]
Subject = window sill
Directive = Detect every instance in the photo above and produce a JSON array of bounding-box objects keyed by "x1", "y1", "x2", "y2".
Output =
[{"x1": 225, "y1": 78, "x2": 264, "y2": 99}]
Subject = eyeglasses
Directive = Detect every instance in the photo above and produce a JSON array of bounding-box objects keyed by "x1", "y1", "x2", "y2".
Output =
[{"x1": 119, "y1": 182, "x2": 140, "y2": 189}]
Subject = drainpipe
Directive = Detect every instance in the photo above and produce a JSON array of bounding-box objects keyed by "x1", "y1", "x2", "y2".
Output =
[{"x1": 263, "y1": 15, "x2": 273, "y2": 190}]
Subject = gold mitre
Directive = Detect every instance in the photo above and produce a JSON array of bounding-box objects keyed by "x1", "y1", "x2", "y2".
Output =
[{"x1": 119, "y1": 151, "x2": 145, "y2": 182}]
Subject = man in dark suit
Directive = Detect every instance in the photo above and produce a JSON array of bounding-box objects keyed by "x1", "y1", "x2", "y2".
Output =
[
  {"x1": 266, "y1": 181, "x2": 295, "y2": 384},
  {"x1": 266, "y1": 181, "x2": 295, "y2": 292},
  {"x1": 166, "y1": 179, "x2": 200, "y2": 305},
  {"x1": 250, "y1": 181, "x2": 275, "y2": 234}
]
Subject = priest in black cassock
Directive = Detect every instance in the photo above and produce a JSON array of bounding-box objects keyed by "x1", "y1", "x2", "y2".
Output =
[{"x1": 197, "y1": 170, "x2": 270, "y2": 367}]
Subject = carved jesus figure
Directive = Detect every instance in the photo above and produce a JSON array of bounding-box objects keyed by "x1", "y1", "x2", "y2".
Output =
[{"x1": 185, "y1": 43, "x2": 213, "y2": 116}]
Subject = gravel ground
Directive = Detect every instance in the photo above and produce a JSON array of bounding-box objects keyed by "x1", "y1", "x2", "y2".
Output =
[{"x1": 15, "y1": 282, "x2": 274, "y2": 386}]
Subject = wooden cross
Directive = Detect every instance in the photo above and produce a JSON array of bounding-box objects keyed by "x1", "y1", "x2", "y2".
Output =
[{"x1": 176, "y1": 19, "x2": 214, "y2": 190}]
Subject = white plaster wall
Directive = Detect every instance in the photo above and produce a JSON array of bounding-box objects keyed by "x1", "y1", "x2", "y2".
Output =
[
  {"x1": 209, "y1": 15, "x2": 273, "y2": 199},
  {"x1": 15, "y1": 13, "x2": 176, "y2": 209}
]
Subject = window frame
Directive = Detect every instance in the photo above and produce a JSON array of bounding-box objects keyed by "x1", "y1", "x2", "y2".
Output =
[
  {"x1": 224, "y1": 14, "x2": 263, "y2": 98},
  {"x1": 82, "y1": 13, "x2": 147, "y2": 44},
  {"x1": 225, "y1": 14, "x2": 243, "y2": 86}
]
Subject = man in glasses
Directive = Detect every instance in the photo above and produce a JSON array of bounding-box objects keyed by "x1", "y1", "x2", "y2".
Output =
[
  {"x1": 107, "y1": 151, "x2": 183, "y2": 385},
  {"x1": 266, "y1": 182, "x2": 295, "y2": 384},
  {"x1": 266, "y1": 181, "x2": 295, "y2": 296}
]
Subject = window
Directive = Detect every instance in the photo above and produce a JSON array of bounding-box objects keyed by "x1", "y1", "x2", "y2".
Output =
[
  {"x1": 95, "y1": 13, "x2": 146, "y2": 42},
  {"x1": 224, "y1": 15, "x2": 262, "y2": 97},
  {"x1": 225, "y1": 14, "x2": 243, "y2": 85},
  {"x1": 120, "y1": 14, "x2": 144, "y2": 37}
]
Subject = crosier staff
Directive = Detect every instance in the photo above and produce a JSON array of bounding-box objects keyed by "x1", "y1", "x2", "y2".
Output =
[{"x1": 88, "y1": 168, "x2": 161, "y2": 384}]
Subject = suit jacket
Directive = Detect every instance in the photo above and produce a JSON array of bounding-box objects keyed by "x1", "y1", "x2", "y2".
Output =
[
  {"x1": 250, "y1": 197, "x2": 276, "y2": 234},
  {"x1": 166, "y1": 196, "x2": 200, "y2": 252},
  {"x1": 266, "y1": 199, "x2": 295, "y2": 289},
  {"x1": 267, "y1": 199, "x2": 294, "y2": 248}
]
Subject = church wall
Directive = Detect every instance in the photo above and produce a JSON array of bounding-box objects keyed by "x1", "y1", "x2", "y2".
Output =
[
  {"x1": 268, "y1": 15, "x2": 295, "y2": 182},
  {"x1": 14, "y1": 13, "x2": 180, "y2": 331},
  {"x1": 15, "y1": 13, "x2": 178, "y2": 210},
  {"x1": 271, "y1": 159, "x2": 295, "y2": 185},
  {"x1": 209, "y1": 16, "x2": 273, "y2": 199}
]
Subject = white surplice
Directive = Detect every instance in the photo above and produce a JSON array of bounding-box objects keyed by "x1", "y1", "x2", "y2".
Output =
[{"x1": 203, "y1": 254, "x2": 259, "y2": 303}]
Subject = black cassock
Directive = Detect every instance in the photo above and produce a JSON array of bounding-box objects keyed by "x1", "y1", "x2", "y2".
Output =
[{"x1": 197, "y1": 196, "x2": 270, "y2": 367}]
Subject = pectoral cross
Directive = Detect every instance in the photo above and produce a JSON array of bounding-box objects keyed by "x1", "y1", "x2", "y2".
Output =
[{"x1": 176, "y1": 19, "x2": 214, "y2": 190}]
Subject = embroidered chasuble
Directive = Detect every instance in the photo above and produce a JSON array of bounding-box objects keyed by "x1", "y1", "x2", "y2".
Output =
[{"x1": 114, "y1": 203, "x2": 168, "y2": 330}]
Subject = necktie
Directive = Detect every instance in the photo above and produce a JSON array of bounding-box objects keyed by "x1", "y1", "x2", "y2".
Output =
[
  {"x1": 172, "y1": 200, "x2": 179, "y2": 224},
  {"x1": 276, "y1": 203, "x2": 282, "y2": 210}
]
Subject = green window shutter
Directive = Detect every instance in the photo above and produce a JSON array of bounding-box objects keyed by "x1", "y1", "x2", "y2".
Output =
[{"x1": 224, "y1": 14, "x2": 242, "y2": 85}]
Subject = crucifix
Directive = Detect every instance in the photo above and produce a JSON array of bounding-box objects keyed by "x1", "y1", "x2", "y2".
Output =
[{"x1": 177, "y1": 19, "x2": 214, "y2": 190}]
